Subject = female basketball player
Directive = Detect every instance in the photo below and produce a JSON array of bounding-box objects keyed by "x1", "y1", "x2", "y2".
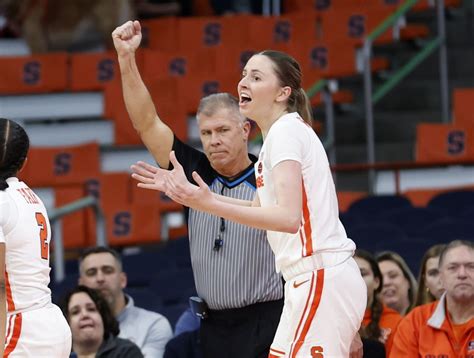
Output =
[
  {"x1": 0, "y1": 118, "x2": 71, "y2": 356},
  {"x1": 132, "y1": 51, "x2": 366, "y2": 357}
]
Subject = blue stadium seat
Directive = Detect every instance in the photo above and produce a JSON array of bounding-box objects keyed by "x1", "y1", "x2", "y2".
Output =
[
  {"x1": 427, "y1": 190, "x2": 474, "y2": 216},
  {"x1": 348, "y1": 222, "x2": 408, "y2": 253},
  {"x1": 123, "y1": 250, "x2": 178, "y2": 287},
  {"x1": 378, "y1": 207, "x2": 446, "y2": 236},
  {"x1": 150, "y1": 268, "x2": 196, "y2": 306},
  {"x1": 124, "y1": 287, "x2": 163, "y2": 313},
  {"x1": 420, "y1": 218, "x2": 474, "y2": 243},
  {"x1": 347, "y1": 195, "x2": 413, "y2": 218},
  {"x1": 160, "y1": 303, "x2": 189, "y2": 329}
]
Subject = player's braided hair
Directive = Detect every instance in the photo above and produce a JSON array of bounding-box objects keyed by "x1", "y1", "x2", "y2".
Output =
[{"x1": 0, "y1": 118, "x2": 29, "y2": 190}]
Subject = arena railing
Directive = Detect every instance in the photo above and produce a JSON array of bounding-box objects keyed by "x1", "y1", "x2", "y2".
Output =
[
  {"x1": 49, "y1": 195, "x2": 106, "y2": 282},
  {"x1": 362, "y1": 0, "x2": 449, "y2": 192}
]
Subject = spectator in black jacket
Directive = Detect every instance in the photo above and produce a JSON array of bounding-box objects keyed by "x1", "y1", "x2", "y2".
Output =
[{"x1": 62, "y1": 285, "x2": 143, "y2": 358}]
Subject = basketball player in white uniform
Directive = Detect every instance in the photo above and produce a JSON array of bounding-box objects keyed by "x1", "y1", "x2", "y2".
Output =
[
  {"x1": 131, "y1": 50, "x2": 366, "y2": 357},
  {"x1": 0, "y1": 118, "x2": 71, "y2": 357}
]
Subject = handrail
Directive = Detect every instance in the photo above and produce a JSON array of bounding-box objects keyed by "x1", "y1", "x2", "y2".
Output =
[
  {"x1": 306, "y1": 79, "x2": 327, "y2": 99},
  {"x1": 362, "y1": 0, "x2": 449, "y2": 194},
  {"x1": 367, "y1": 0, "x2": 419, "y2": 42},
  {"x1": 373, "y1": 37, "x2": 442, "y2": 103},
  {"x1": 50, "y1": 195, "x2": 106, "y2": 283}
]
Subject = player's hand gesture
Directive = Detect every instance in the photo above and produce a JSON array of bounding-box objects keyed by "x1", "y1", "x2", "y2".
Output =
[
  {"x1": 164, "y1": 151, "x2": 213, "y2": 210},
  {"x1": 112, "y1": 20, "x2": 142, "y2": 56}
]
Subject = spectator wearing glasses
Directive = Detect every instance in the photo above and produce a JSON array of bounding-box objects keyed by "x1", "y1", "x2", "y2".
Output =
[
  {"x1": 390, "y1": 240, "x2": 474, "y2": 357},
  {"x1": 112, "y1": 21, "x2": 284, "y2": 358}
]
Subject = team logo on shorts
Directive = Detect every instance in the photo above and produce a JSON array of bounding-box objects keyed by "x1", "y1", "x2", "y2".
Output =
[
  {"x1": 468, "y1": 340, "x2": 474, "y2": 352},
  {"x1": 258, "y1": 162, "x2": 262, "y2": 174}
]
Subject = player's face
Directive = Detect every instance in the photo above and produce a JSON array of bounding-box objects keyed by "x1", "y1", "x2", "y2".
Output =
[
  {"x1": 68, "y1": 292, "x2": 104, "y2": 346},
  {"x1": 79, "y1": 253, "x2": 126, "y2": 307},
  {"x1": 355, "y1": 257, "x2": 380, "y2": 307},
  {"x1": 379, "y1": 260, "x2": 410, "y2": 312},
  {"x1": 440, "y1": 246, "x2": 474, "y2": 303},
  {"x1": 238, "y1": 54, "x2": 286, "y2": 122},
  {"x1": 424, "y1": 256, "x2": 444, "y2": 300},
  {"x1": 198, "y1": 107, "x2": 250, "y2": 176}
]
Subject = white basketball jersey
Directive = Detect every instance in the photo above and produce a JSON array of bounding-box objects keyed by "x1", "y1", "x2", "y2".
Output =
[
  {"x1": 0, "y1": 177, "x2": 52, "y2": 314},
  {"x1": 255, "y1": 113, "x2": 355, "y2": 273}
]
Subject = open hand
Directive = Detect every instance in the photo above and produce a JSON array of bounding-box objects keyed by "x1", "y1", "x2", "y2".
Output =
[{"x1": 131, "y1": 161, "x2": 169, "y2": 193}]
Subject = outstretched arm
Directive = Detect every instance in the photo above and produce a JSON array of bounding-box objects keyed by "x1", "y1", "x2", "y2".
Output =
[
  {"x1": 133, "y1": 152, "x2": 302, "y2": 233},
  {"x1": 112, "y1": 20, "x2": 174, "y2": 169}
]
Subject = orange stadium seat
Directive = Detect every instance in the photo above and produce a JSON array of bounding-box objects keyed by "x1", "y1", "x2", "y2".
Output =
[
  {"x1": 192, "y1": 0, "x2": 215, "y2": 16},
  {"x1": 403, "y1": 185, "x2": 474, "y2": 207},
  {"x1": 131, "y1": 186, "x2": 187, "y2": 240},
  {"x1": 247, "y1": 13, "x2": 318, "y2": 50},
  {"x1": 54, "y1": 185, "x2": 88, "y2": 249},
  {"x1": 453, "y1": 88, "x2": 474, "y2": 127},
  {"x1": 215, "y1": 45, "x2": 260, "y2": 79},
  {"x1": 176, "y1": 73, "x2": 237, "y2": 113},
  {"x1": 105, "y1": 202, "x2": 162, "y2": 247},
  {"x1": 289, "y1": 40, "x2": 388, "y2": 87},
  {"x1": 176, "y1": 15, "x2": 252, "y2": 53},
  {"x1": 141, "y1": 17, "x2": 179, "y2": 52},
  {"x1": 320, "y1": 7, "x2": 394, "y2": 45},
  {"x1": 104, "y1": 80, "x2": 142, "y2": 145},
  {"x1": 19, "y1": 142, "x2": 100, "y2": 187},
  {"x1": 69, "y1": 52, "x2": 120, "y2": 91},
  {"x1": 84, "y1": 172, "x2": 133, "y2": 245},
  {"x1": 416, "y1": 123, "x2": 474, "y2": 162},
  {"x1": 147, "y1": 79, "x2": 188, "y2": 138},
  {"x1": 142, "y1": 48, "x2": 216, "y2": 81},
  {"x1": 0, "y1": 53, "x2": 68, "y2": 94}
]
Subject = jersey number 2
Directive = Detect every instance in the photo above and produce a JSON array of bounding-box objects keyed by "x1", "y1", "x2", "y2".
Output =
[{"x1": 35, "y1": 212, "x2": 49, "y2": 260}]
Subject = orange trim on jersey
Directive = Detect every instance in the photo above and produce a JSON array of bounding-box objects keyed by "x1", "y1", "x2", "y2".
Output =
[
  {"x1": 268, "y1": 354, "x2": 281, "y2": 358},
  {"x1": 5, "y1": 270, "x2": 16, "y2": 312},
  {"x1": 301, "y1": 180, "x2": 313, "y2": 257},
  {"x1": 269, "y1": 347, "x2": 286, "y2": 356},
  {"x1": 4, "y1": 313, "x2": 22, "y2": 357},
  {"x1": 290, "y1": 269, "x2": 325, "y2": 358}
]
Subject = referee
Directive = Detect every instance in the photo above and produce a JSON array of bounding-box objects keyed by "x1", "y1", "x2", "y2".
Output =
[{"x1": 113, "y1": 20, "x2": 284, "y2": 358}]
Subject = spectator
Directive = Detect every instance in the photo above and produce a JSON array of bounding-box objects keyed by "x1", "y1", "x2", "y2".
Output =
[
  {"x1": 390, "y1": 240, "x2": 474, "y2": 357},
  {"x1": 134, "y1": 0, "x2": 192, "y2": 18},
  {"x1": 62, "y1": 285, "x2": 143, "y2": 358},
  {"x1": 355, "y1": 250, "x2": 402, "y2": 356},
  {"x1": 2, "y1": 0, "x2": 134, "y2": 53},
  {"x1": 78, "y1": 247, "x2": 172, "y2": 358},
  {"x1": 414, "y1": 244, "x2": 446, "y2": 306},
  {"x1": 113, "y1": 21, "x2": 284, "y2": 358},
  {"x1": 377, "y1": 251, "x2": 418, "y2": 316},
  {"x1": 209, "y1": 0, "x2": 262, "y2": 15}
]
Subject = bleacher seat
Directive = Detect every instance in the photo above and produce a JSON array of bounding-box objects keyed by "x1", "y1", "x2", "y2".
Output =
[
  {"x1": 378, "y1": 207, "x2": 446, "y2": 236},
  {"x1": 150, "y1": 268, "x2": 196, "y2": 306},
  {"x1": 427, "y1": 190, "x2": 474, "y2": 216},
  {"x1": 124, "y1": 287, "x2": 163, "y2": 313},
  {"x1": 347, "y1": 195, "x2": 413, "y2": 218},
  {"x1": 420, "y1": 218, "x2": 474, "y2": 242},
  {"x1": 348, "y1": 222, "x2": 408, "y2": 253}
]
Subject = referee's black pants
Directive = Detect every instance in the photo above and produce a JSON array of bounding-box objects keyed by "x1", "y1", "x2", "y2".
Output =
[{"x1": 200, "y1": 299, "x2": 283, "y2": 358}]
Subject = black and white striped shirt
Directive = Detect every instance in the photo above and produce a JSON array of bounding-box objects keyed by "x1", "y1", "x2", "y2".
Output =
[{"x1": 172, "y1": 137, "x2": 283, "y2": 310}]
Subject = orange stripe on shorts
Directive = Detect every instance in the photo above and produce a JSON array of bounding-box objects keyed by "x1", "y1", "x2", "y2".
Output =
[
  {"x1": 4, "y1": 313, "x2": 22, "y2": 357},
  {"x1": 290, "y1": 269, "x2": 325, "y2": 358}
]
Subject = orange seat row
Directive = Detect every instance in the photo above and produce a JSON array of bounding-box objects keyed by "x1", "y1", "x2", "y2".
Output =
[{"x1": 416, "y1": 88, "x2": 474, "y2": 163}]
